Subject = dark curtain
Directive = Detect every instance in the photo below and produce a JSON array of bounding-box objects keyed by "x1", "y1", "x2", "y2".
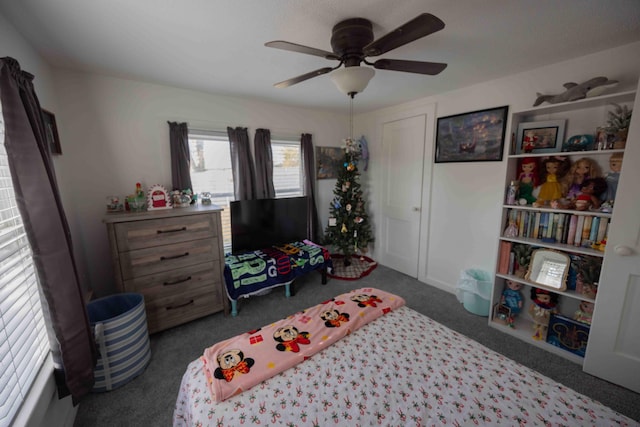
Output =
[
  {"x1": 254, "y1": 128, "x2": 275, "y2": 199},
  {"x1": 227, "y1": 126, "x2": 256, "y2": 200},
  {"x1": 301, "y1": 133, "x2": 321, "y2": 242},
  {"x1": 0, "y1": 57, "x2": 96, "y2": 402},
  {"x1": 168, "y1": 121, "x2": 192, "y2": 191}
]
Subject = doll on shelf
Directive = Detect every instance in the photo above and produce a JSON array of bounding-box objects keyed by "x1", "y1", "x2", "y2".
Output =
[
  {"x1": 601, "y1": 152, "x2": 623, "y2": 204},
  {"x1": 528, "y1": 287, "x2": 559, "y2": 341},
  {"x1": 563, "y1": 157, "x2": 602, "y2": 201},
  {"x1": 573, "y1": 301, "x2": 594, "y2": 325},
  {"x1": 500, "y1": 280, "x2": 524, "y2": 327},
  {"x1": 533, "y1": 156, "x2": 570, "y2": 207},
  {"x1": 572, "y1": 177, "x2": 607, "y2": 211},
  {"x1": 517, "y1": 157, "x2": 538, "y2": 204}
]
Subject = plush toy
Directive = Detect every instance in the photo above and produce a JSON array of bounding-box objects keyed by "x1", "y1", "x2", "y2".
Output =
[
  {"x1": 572, "y1": 177, "x2": 607, "y2": 211},
  {"x1": 533, "y1": 156, "x2": 570, "y2": 207},
  {"x1": 528, "y1": 287, "x2": 559, "y2": 341},
  {"x1": 563, "y1": 157, "x2": 602, "y2": 200},
  {"x1": 517, "y1": 157, "x2": 538, "y2": 204},
  {"x1": 601, "y1": 152, "x2": 623, "y2": 204},
  {"x1": 573, "y1": 301, "x2": 594, "y2": 325}
]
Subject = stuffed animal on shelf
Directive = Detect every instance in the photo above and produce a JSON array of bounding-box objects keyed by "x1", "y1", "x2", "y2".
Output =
[
  {"x1": 517, "y1": 157, "x2": 538, "y2": 204},
  {"x1": 533, "y1": 156, "x2": 570, "y2": 207},
  {"x1": 563, "y1": 157, "x2": 602, "y2": 201},
  {"x1": 601, "y1": 152, "x2": 623, "y2": 204},
  {"x1": 573, "y1": 301, "x2": 594, "y2": 325},
  {"x1": 528, "y1": 287, "x2": 559, "y2": 341},
  {"x1": 572, "y1": 177, "x2": 607, "y2": 211}
]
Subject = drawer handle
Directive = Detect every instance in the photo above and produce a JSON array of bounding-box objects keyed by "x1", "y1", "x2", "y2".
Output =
[
  {"x1": 163, "y1": 276, "x2": 192, "y2": 286},
  {"x1": 166, "y1": 300, "x2": 194, "y2": 310},
  {"x1": 160, "y1": 252, "x2": 189, "y2": 261},
  {"x1": 157, "y1": 227, "x2": 187, "y2": 234}
]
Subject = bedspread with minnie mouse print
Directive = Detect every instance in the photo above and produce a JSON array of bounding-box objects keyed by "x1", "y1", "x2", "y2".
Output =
[{"x1": 200, "y1": 287, "x2": 405, "y2": 402}]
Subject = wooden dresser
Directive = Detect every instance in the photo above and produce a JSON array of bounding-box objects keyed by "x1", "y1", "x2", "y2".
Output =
[{"x1": 104, "y1": 205, "x2": 229, "y2": 333}]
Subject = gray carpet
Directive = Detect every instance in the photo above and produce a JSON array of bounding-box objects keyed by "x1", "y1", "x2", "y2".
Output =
[{"x1": 74, "y1": 265, "x2": 640, "y2": 425}]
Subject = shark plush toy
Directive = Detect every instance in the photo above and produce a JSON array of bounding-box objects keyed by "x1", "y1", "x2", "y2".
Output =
[
  {"x1": 533, "y1": 77, "x2": 618, "y2": 106},
  {"x1": 357, "y1": 135, "x2": 370, "y2": 171}
]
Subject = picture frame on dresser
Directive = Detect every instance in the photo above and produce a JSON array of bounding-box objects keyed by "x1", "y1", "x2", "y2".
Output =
[{"x1": 515, "y1": 119, "x2": 566, "y2": 154}]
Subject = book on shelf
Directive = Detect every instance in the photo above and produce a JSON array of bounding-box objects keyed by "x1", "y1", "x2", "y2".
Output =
[
  {"x1": 582, "y1": 216, "x2": 593, "y2": 246},
  {"x1": 596, "y1": 218, "x2": 609, "y2": 243},
  {"x1": 532, "y1": 212, "x2": 541, "y2": 238},
  {"x1": 567, "y1": 215, "x2": 578, "y2": 245},
  {"x1": 589, "y1": 217, "x2": 600, "y2": 243},
  {"x1": 574, "y1": 215, "x2": 585, "y2": 246},
  {"x1": 498, "y1": 241, "x2": 512, "y2": 274}
]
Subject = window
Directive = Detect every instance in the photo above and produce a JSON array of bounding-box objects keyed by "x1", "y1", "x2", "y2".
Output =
[
  {"x1": 271, "y1": 139, "x2": 302, "y2": 198},
  {"x1": 187, "y1": 132, "x2": 303, "y2": 252},
  {"x1": 188, "y1": 130, "x2": 235, "y2": 252},
  {"x1": 0, "y1": 102, "x2": 50, "y2": 427}
]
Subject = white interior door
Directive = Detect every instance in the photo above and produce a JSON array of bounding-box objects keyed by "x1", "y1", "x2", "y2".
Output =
[
  {"x1": 583, "y1": 88, "x2": 640, "y2": 393},
  {"x1": 379, "y1": 115, "x2": 426, "y2": 277}
]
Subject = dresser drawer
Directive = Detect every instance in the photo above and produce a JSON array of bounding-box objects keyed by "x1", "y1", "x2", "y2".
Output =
[
  {"x1": 123, "y1": 261, "x2": 221, "y2": 297},
  {"x1": 120, "y1": 238, "x2": 220, "y2": 280},
  {"x1": 144, "y1": 286, "x2": 224, "y2": 334},
  {"x1": 114, "y1": 214, "x2": 218, "y2": 252}
]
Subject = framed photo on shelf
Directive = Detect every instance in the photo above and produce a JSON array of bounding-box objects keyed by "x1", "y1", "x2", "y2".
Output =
[
  {"x1": 434, "y1": 105, "x2": 508, "y2": 163},
  {"x1": 515, "y1": 119, "x2": 565, "y2": 155},
  {"x1": 42, "y1": 109, "x2": 62, "y2": 155}
]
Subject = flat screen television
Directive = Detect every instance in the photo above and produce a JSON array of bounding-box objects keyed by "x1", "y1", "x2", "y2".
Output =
[{"x1": 230, "y1": 196, "x2": 308, "y2": 254}]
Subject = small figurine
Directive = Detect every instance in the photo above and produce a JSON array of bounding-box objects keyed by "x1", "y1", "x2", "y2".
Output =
[
  {"x1": 573, "y1": 301, "x2": 594, "y2": 325},
  {"x1": 572, "y1": 177, "x2": 607, "y2": 211},
  {"x1": 534, "y1": 156, "x2": 570, "y2": 207},
  {"x1": 517, "y1": 157, "x2": 538, "y2": 204},
  {"x1": 501, "y1": 280, "x2": 524, "y2": 326},
  {"x1": 563, "y1": 157, "x2": 602, "y2": 200},
  {"x1": 528, "y1": 287, "x2": 559, "y2": 341},
  {"x1": 523, "y1": 130, "x2": 538, "y2": 153},
  {"x1": 601, "y1": 152, "x2": 623, "y2": 204}
]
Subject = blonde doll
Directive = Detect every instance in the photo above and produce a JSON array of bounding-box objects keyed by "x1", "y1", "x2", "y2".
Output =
[{"x1": 563, "y1": 157, "x2": 602, "y2": 200}]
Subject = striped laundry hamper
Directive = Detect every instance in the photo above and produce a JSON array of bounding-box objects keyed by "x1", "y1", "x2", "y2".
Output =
[{"x1": 87, "y1": 293, "x2": 151, "y2": 392}]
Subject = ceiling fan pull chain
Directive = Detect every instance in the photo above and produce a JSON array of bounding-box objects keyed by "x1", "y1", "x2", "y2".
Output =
[{"x1": 349, "y1": 96, "x2": 354, "y2": 140}]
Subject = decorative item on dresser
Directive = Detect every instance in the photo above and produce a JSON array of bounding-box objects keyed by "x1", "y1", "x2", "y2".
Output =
[{"x1": 104, "y1": 204, "x2": 229, "y2": 333}]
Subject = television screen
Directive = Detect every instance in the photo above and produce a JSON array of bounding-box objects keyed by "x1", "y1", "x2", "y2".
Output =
[{"x1": 230, "y1": 197, "x2": 308, "y2": 254}]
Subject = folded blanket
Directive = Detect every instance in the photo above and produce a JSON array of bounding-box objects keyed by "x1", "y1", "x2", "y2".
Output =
[{"x1": 201, "y1": 287, "x2": 405, "y2": 402}]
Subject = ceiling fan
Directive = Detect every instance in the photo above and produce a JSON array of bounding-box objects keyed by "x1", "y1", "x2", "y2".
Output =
[{"x1": 265, "y1": 13, "x2": 447, "y2": 94}]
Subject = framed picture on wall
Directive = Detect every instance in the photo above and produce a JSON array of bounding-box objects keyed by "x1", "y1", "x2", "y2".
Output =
[
  {"x1": 435, "y1": 105, "x2": 509, "y2": 163},
  {"x1": 515, "y1": 119, "x2": 566, "y2": 154},
  {"x1": 316, "y1": 146, "x2": 343, "y2": 179},
  {"x1": 42, "y1": 109, "x2": 62, "y2": 155}
]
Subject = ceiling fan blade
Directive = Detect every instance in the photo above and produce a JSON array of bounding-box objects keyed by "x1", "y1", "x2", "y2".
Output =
[
  {"x1": 373, "y1": 59, "x2": 447, "y2": 75},
  {"x1": 363, "y1": 13, "x2": 445, "y2": 57},
  {"x1": 274, "y1": 67, "x2": 334, "y2": 88},
  {"x1": 265, "y1": 41, "x2": 340, "y2": 60}
]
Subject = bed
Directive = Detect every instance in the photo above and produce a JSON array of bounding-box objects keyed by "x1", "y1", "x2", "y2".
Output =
[
  {"x1": 223, "y1": 240, "x2": 331, "y2": 315},
  {"x1": 173, "y1": 287, "x2": 634, "y2": 426}
]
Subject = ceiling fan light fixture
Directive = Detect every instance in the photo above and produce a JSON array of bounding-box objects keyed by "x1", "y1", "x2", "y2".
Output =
[{"x1": 330, "y1": 67, "x2": 375, "y2": 97}]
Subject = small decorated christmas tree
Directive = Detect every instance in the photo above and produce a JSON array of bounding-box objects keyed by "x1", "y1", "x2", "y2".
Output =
[{"x1": 324, "y1": 138, "x2": 373, "y2": 266}]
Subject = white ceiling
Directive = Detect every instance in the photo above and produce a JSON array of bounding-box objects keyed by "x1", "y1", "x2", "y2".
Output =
[{"x1": 2, "y1": 0, "x2": 640, "y2": 113}]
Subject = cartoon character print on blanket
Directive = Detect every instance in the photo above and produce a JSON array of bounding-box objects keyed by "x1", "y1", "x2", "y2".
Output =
[
  {"x1": 273, "y1": 325, "x2": 311, "y2": 352},
  {"x1": 320, "y1": 309, "x2": 350, "y2": 328},
  {"x1": 213, "y1": 349, "x2": 255, "y2": 382},
  {"x1": 351, "y1": 293, "x2": 383, "y2": 307}
]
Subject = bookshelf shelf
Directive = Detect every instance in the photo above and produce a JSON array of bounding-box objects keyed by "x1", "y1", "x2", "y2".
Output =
[{"x1": 490, "y1": 91, "x2": 635, "y2": 366}]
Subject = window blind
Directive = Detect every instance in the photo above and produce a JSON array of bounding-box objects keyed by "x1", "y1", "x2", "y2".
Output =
[
  {"x1": 0, "y1": 104, "x2": 49, "y2": 427},
  {"x1": 272, "y1": 139, "x2": 302, "y2": 198}
]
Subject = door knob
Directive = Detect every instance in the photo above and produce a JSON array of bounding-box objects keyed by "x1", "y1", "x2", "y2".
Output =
[
  {"x1": 614, "y1": 245, "x2": 633, "y2": 256},
  {"x1": 412, "y1": 207, "x2": 421, "y2": 212}
]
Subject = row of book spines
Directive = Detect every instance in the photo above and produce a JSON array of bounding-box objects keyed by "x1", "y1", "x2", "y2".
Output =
[{"x1": 507, "y1": 210, "x2": 608, "y2": 246}]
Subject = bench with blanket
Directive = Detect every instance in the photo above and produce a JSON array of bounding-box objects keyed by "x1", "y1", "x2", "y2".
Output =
[{"x1": 223, "y1": 240, "x2": 332, "y2": 315}]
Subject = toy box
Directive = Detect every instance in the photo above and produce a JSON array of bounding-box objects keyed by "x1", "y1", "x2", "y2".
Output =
[{"x1": 546, "y1": 313, "x2": 590, "y2": 357}]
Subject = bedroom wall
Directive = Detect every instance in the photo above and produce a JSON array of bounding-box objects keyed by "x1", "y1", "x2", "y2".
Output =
[
  {"x1": 50, "y1": 71, "x2": 349, "y2": 296},
  {"x1": 357, "y1": 41, "x2": 640, "y2": 294}
]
